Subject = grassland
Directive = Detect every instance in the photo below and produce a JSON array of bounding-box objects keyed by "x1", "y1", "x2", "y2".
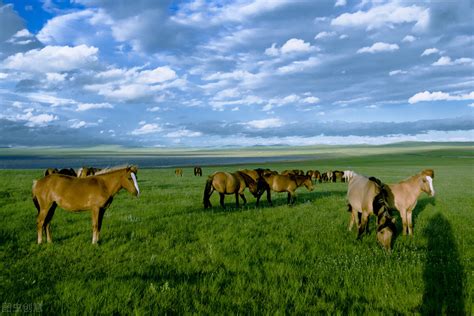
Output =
[{"x1": 0, "y1": 145, "x2": 472, "y2": 314}]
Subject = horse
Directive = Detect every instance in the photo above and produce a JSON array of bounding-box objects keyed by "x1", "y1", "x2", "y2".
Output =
[
  {"x1": 203, "y1": 171, "x2": 263, "y2": 209},
  {"x1": 386, "y1": 169, "x2": 435, "y2": 235},
  {"x1": 32, "y1": 165, "x2": 140, "y2": 244},
  {"x1": 239, "y1": 168, "x2": 277, "y2": 206},
  {"x1": 44, "y1": 168, "x2": 59, "y2": 176},
  {"x1": 262, "y1": 173, "x2": 313, "y2": 205},
  {"x1": 347, "y1": 173, "x2": 392, "y2": 235},
  {"x1": 175, "y1": 168, "x2": 183, "y2": 177},
  {"x1": 348, "y1": 169, "x2": 435, "y2": 237},
  {"x1": 58, "y1": 168, "x2": 77, "y2": 177},
  {"x1": 343, "y1": 170, "x2": 355, "y2": 183},
  {"x1": 306, "y1": 170, "x2": 321, "y2": 182},
  {"x1": 194, "y1": 167, "x2": 202, "y2": 176},
  {"x1": 77, "y1": 166, "x2": 102, "y2": 178},
  {"x1": 333, "y1": 170, "x2": 344, "y2": 182}
]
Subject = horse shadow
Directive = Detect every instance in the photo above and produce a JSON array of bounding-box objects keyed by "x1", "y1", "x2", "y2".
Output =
[{"x1": 420, "y1": 213, "x2": 466, "y2": 314}]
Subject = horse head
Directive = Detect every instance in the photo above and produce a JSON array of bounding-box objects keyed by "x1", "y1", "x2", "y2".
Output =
[
  {"x1": 303, "y1": 176, "x2": 314, "y2": 192},
  {"x1": 420, "y1": 169, "x2": 435, "y2": 197},
  {"x1": 122, "y1": 165, "x2": 140, "y2": 197}
]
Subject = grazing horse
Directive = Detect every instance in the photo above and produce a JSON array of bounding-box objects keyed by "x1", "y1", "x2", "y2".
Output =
[
  {"x1": 262, "y1": 174, "x2": 313, "y2": 205},
  {"x1": 32, "y1": 165, "x2": 140, "y2": 244},
  {"x1": 194, "y1": 167, "x2": 202, "y2": 176},
  {"x1": 386, "y1": 169, "x2": 435, "y2": 236},
  {"x1": 77, "y1": 166, "x2": 102, "y2": 178},
  {"x1": 343, "y1": 170, "x2": 355, "y2": 183},
  {"x1": 203, "y1": 171, "x2": 262, "y2": 209},
  {"x1": 175, "y1": 168, "x2": 183, "y2": 177},
  {"x1": 346, "y1": 173, "x2": 396, "y2": 250},
  {"x1": 239, "y1": 168, "x2": 277, "y2": 206},
  {"x1": 44, "y1": 168, "x2": 58, "y2": 176},
  {"x1": 333, "y1": 170, "x2": 344, "y2": 182}
]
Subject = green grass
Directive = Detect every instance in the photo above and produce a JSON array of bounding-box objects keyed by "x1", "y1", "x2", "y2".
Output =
[{"x1": 0, "y1": 146, "x2": 472, "y2": 314}]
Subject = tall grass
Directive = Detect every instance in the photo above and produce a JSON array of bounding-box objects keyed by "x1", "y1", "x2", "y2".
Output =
[{"x1": 0, "y1": 148, "x2": 472, "y2": 314}]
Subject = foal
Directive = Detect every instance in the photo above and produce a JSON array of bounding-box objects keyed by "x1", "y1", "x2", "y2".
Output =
[{"x1": 262, "y1": 173, "x2": 313, "y2": 205}]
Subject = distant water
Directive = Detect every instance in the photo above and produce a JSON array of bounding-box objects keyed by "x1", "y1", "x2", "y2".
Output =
[{"x1": 0, "y1": 155, "x2": 311, "y2": 169}]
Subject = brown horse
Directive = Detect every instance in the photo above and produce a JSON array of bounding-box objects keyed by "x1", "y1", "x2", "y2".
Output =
[
  {"x1": 32, "y1": 165, "x2": 140, "y2": 244},
  {"x1": 44, "y1": 168, "x2": 59, "y2": 176},
  {"x1": 175, "y1": 168, "x2": 183, "y2": 177},
  {"x1": 77, "y1": 166, "x2": 102, "y2": 178},
  {"x1": 262, "y1": 173, "x2": 313, "y2": 205},
  {"x1": 58, "y1": 168, "x2": 77, "y2": 177},
  {"x1": 240, "y1": 168, "x2": 277, "y2": 206},
  {"x1": 387, "y1": 169, "x2": 435, "y2": 235},
  {"x1": 203, "y1": 171, "x2": 262, "y2": 209},
  {"x1": 194, "y1": 167, "x2": 202, "y2": 176}
]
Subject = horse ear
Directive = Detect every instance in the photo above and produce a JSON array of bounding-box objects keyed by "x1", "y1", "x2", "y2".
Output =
[
  {"x1": 422, "y1": 169, "x2": 434, "y2": 178},
  {"x1": 129, "y1": 165, "x2": 138, "y2": 174}
]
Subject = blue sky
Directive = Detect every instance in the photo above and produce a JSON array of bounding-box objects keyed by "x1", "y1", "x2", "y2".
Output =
[{"x1": 0, "y1": 0, "x2": 473, "y2": 147}]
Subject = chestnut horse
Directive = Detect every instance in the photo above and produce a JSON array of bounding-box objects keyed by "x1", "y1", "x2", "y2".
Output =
[
  {"x1": 32, "y1": 165, "x2": 140, "y2": 244},
  {"x1": 77, "y1": 166, "x2": 102, "y2": 178},
  {"x1": 387, "y1": 169, "x2": 435, "y2": 235},
  {"x1": 240, "y1": 168, "x2": 277, "y2": 206},
  {"x1": 44, "y1": 168, "x2": 58, "y2": 176},
  {"x1": 203, "y1": 171, "x2": 262, "y2": 209},
  {"x1": 262, "y1": 173, "x2": 313, "y2": 205},
  {"x1": 175, "y1": 168, "x2": 183, "y2": 177}
]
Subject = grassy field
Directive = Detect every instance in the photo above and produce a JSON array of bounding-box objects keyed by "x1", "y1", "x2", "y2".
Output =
[{"x1": 0, "y1": 145, "x2": 472, "y2": 314}]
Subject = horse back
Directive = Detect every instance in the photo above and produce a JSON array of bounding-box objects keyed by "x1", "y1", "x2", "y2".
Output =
[
  {"x1": 347, "y1": 175, "x2": 379, "y2": 213},
  {"x1": 33, "y1": 175, "x2": 110, "y2": 211}
]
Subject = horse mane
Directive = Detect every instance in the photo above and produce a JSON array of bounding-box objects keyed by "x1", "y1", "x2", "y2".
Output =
[
  {"x1": 421, "y1": 169, "x2": 434, "y2": 178},
  {"x1": 95, "y1": 165, "x2": 133, "y2": 175},
  {"x1": 236, "y1": 171, "x2": 256, "y2": 186}
]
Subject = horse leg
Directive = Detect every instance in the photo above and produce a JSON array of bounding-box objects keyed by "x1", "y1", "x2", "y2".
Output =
[
  {"x1": 91, "y1": 207, "x2": 100, "y2": 244},
  {"x1": 399, "y1": 209, "x2": 408, "y2": 235},
  {"x1": 219, "y1": 193, "x2": 226, "y2": 209},
  {"x1": 357, "y1": 212, "x2": 369, "y2": 239},
  {"x1": 36, "y1": 201, "x2": 53, "y2": 244},
  {"x1": 235, "y1": 192, "x2": 240, "y2": 208},
  {"x1": 97, "y1": 207, "x2": 106, "y2": 242},
  {"x1": 407, "y1": 210, "x2": 413, "y2": 236},
  {"x1": 44, "y1": 203, "x2": 57, "y2": 243},
  {"x1": 239, "y1": 193, "x2": 247, "y2": 206},
  {"x1": 266, "y1": 189, "x2": 273, "y2": 206},
  {"x1": 347, "y1": 204, "x2": 355, "y2": 231},
  {"x1": 287, "y1": 192, "x2": 291, "y2": 204}
]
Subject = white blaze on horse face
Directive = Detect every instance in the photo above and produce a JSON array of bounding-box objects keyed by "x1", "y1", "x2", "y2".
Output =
[
  {"x1": 131, "y1": 172, "x2": 140, "y2": 196},
  {"x1": 426, "y1": 176, "x2": 435, "y2": 196}
]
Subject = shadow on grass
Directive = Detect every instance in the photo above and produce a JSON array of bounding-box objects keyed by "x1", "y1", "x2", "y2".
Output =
[{"x1": 421, "y1": 213, "x2": 466, "y2": 315}]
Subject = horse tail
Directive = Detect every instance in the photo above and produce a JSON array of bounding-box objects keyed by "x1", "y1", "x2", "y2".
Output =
[
  {"x1": 203, "y1": 176, "x2": 213, "y2": 208},
  {"x1": 32, "y1": 180, "x2": 40, "y2": 213}
]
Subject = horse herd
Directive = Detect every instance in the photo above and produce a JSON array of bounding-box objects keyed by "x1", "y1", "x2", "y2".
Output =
[{"x1": 32, "y1": 165, "x2": 435, "y2": 251}]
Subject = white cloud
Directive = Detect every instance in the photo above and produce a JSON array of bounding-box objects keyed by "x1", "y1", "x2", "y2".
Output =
[
  {"x1": 15, "y1": 111, "x2": 58, "y2": 127},
  {"x1": 315, "y1": 31, "x2": 336, "y2": 40},
  {"x1": 70, "y1": 120, "x2": 87, "y2": 129},
  {"x1": 303, "y1": 96, "x2": 320, "y2": 104},
  {"x1": 402, "y1": 35, "x2": 416, "y2": 43},
  {"x1": 46, "y1": 72, "x2": 67, "y2": 82},
  {"x1": 2, "y1": 45, "x2": 98, "y2": 73},
  {"x1": 147, "y1": 106, "x2": 161, "y2": 112},
  {"x1": 244, "y1": 118, "x2": 284, "y2": 129},
  {"x1": 0, "y1": 73, "x2": 8, "y2": 79},
  {"x1": 389, "y1": 69, "x2": 408, "y2": 76},
  {"x1": 468, "y1": 103, "x2": 474, "y2": 108},
  {"x1": 165, "y1": 129, "x2": 202, "y2": 138},
  {"x1": 27, "y1": 93, "x2": 76, "y2": 107},
  {"x1": 357, "y1": 42, "x2": 399, "y2": 54},
  {"x1": 432, "y1": 56, "x2": 473, "y2": 66},
  {"x1": 277, "y1": 57, "x2": 320, "y2": 74},
  {"x1": 335, "y1": 0, "x2": 347, "y2": 7},
  {"x1": 265, "y1": 38, "x2": 316, "y2": 56},
  {"x1": 131, "y1": 123, "x2": 163, "y2": 135},
  {"x1": 136, "y1": 66, "x2": 177, "y2": 84},
  {"x1": 75, "y1": 102, "x2": 113, "y2": 112},
  {"x1": 339, "y1": 34, "x2": 349, "y2": 39},
  {"x1": 408, "y1": 91, "x2": 474, "y2": 104},
  {"x1": 331, "y1": 2, "x2": 429, "y2": 31},
  {"x1": 421, "y1": 48, "x2": 439, "y2": 56}
]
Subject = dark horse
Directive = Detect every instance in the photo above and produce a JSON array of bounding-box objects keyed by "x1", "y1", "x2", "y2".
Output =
[
  {"x1": 32, "y1": 165, "x2": 140, "y2": 244},
  {"x1": 194, "y1": 167, "x2": 202, "y2": 176},
  {"x1": 203, "y1": 171, "x2": 263, "y2": 209}
]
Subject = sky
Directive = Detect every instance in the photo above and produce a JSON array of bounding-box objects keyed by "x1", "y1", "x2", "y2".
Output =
[{"x1": 0, "y1": 0, "x2": 473, "y2": 147}]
